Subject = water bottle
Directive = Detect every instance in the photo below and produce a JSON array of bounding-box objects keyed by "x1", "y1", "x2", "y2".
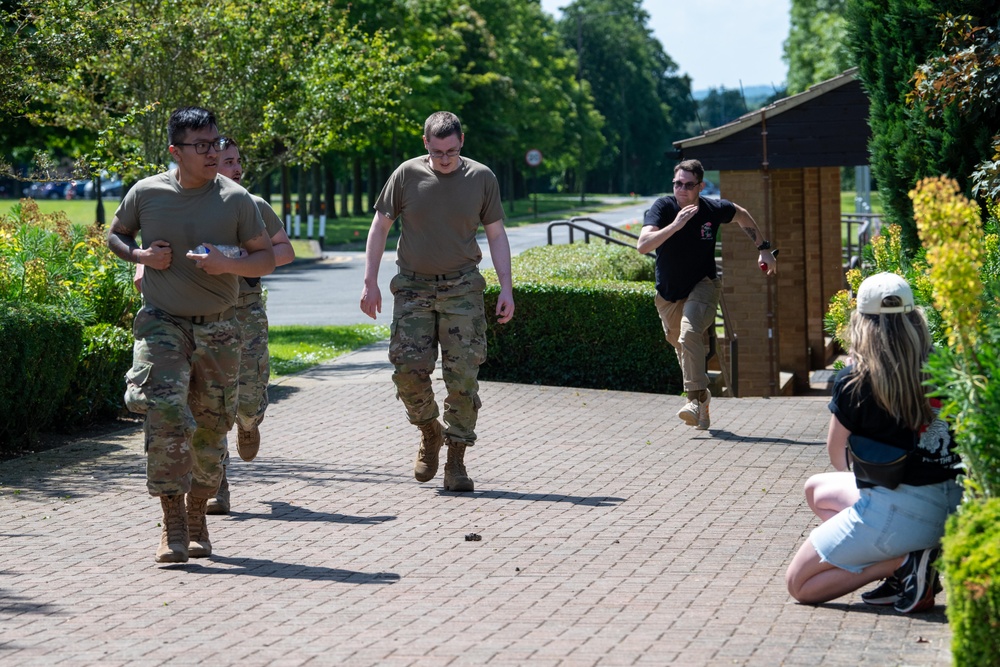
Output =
[{"x1": 193, "y1": 244, "x2": 242, "y2": 258}]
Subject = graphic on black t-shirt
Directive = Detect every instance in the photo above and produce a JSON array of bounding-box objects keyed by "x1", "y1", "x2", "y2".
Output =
[{"x1": 642, "y1": 195, "x2": 737, "y2": 301}]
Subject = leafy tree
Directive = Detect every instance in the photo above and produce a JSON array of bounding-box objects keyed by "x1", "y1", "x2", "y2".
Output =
[
  {"x1": 557, "y1": 0, "x2": 693, "y2": 195},
  {"x1": 342, "y1": 0, "x2": 605, "y2": 202},
  {"x1": 845, "y1": 0, "x2": 1000, "y2": 249},
  {"x1": 910, "y1": 13, "x2": 1000, "y2": 201},
  {"x1": 450, "y1": 0, "x2": 605, "y2": 196},
  {"x1": 783, "y1": 0, "x2": 853, "y2": 94},
  {"x1": 694, "y1": 88, "x2": 748, "y2": 132},
  {"x1": 3, "y1": 1, "x2": 413, "y2": 184}
]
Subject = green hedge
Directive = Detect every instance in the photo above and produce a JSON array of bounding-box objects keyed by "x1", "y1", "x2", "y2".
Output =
[
  {"x1": 0, "y1": 300, "x2": 83, "y2": 450},
  {"x1": 59, "y1": 323, "x2": 134, "y2": 429},
  {"x1": 480, "y1": 243, "x2": 681, "y2": 394},
  {"x1": 942, "y1": 497, "x2": 1000, "y2": 666}
]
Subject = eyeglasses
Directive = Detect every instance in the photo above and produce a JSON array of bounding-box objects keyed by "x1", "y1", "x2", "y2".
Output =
[
  {"x1": 428, "y1": 148, "x2": 461, "y2": 160},
  {"x1": 672, "y1": 180, "x2": 701, "y2": 191},
  {"x1": 174, "y1": 137, "x2": 229, "y2": 155}
]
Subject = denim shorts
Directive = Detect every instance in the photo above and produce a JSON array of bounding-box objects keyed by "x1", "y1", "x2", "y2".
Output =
[{"x1": 809, "y1": 480, "x2": 962, "y2": 574}]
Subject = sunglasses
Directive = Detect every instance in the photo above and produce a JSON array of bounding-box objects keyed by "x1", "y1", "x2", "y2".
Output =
[{"x1": 672, "y1": 180, "x2": 701, "y2": 191}]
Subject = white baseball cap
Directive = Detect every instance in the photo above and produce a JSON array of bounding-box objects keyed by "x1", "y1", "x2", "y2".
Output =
[{"x1": 856, "y1": 272, "x2": 915, "y2": 315}]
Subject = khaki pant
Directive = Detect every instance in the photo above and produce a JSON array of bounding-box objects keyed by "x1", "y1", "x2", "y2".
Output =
[
  {"x1": 654, "y1": 277, "x2": 721, "y2": 393},
  {"x1": 388, "y1": 270, "x2": 487, "y2": 445}
]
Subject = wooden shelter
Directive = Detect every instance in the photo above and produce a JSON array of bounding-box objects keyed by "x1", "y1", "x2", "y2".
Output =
[{"x1": 674, "y1": 68, "x2": 870, "y2": 396}]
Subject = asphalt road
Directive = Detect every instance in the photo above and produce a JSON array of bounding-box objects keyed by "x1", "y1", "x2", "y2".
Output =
[{"x1": 263, "y1": 198, "x2": 655, "y2": 327}]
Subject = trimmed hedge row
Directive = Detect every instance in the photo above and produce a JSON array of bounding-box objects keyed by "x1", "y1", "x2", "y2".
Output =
[
  {"x1": 0, "y1": 302, "x2": 133, "y2": 453},
  {"x1": 480, "y1": 243, "x2": 681, "y2": 394},
  {"x1": 0, "y1": 301, "x2": 84, "y2": 450},
  {"x1": 62, "y1": 323, "x2": 134, "y2": 429}
]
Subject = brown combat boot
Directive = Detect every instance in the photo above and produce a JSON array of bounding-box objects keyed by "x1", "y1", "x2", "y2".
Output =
[
  {"x1": 155, "y1": 494, "x2": 189, "y2": 563},
  {"x1": 237, "y1": 424, "x2": 260, "y2": 462},
  {"x1": 414, "y1": 419, "x2": 444, "y2": 482},
  {"x1": 186, "y1": 495, "x2": 212, "y2": 558},
  {"x1": 206, "y1": 468, "x2": 231, "y2": 515},
  {"x1": 443, "y1": 440, "x2": 475, "y2": 492}
]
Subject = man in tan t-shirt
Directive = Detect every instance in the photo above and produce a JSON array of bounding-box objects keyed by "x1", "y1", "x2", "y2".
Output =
[
  {"x1": 107, "y1": 106, "x2": 274, "y2": 564},
  {"x1": 360, "y1": 110, "x2": 514, "y2": 493},
  {"x1": 132, "y1": 138, "x2": 295, "y2": 515}
]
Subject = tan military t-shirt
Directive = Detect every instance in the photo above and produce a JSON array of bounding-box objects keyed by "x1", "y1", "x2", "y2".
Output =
[
  {"x1": 374, "y1": 156, "x2": 505, "y2": 276},
  {"x1": 239, "y1": 194, "x2": 285, "y2": 297},
  {"x1": 114, "y1": 171, "x2": 265, "y2": 316}
]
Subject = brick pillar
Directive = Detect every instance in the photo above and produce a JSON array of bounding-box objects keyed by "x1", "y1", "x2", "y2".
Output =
[{"x1": 718, "y1": 167, "x2": 843, "y2": 396}]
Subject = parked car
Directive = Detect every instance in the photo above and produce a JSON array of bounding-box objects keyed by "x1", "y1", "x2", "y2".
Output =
[
  {"x1": 83, "y1": 176, "x2": 123, "y2": 199},
  {"x1": 24, "y1": 181, "x2": 72, "y2": 200}
]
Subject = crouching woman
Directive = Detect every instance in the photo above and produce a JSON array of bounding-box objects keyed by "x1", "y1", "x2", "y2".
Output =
[{"x1": 785, "y1": 273, "x2": 962, "y2": 613}]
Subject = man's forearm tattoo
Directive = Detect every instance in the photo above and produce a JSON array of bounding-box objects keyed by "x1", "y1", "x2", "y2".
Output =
[{"x1": 742, "y1": 227, "x2": 758, "y2": 243}]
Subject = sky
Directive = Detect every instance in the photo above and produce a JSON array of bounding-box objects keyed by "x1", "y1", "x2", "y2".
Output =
[{"x1": 539, "y1": 0, "x2": 792, "y2": 93}]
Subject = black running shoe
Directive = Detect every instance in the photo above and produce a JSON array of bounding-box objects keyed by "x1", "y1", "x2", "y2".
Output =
[
  {"x1": 861, "y1": 576, "x2": 902, "y2": 606},
  {"x1": 894, "y1": 547, "x2": 941, "y2": 613}
]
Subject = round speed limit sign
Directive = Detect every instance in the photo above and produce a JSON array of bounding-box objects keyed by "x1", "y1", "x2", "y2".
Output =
[{"x1": 525, "y1": 148, "x2": 543, "y2": 167}]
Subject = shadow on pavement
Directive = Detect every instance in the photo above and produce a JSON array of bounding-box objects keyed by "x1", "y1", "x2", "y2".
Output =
[
  {"x1": 226, "y1": 501, "x2": 396, "y2": 524},
  {"x1": 436, "y1": 489, "x2": 625, "y2": 507},
  {"x1": 166, "y1": 556, "x2": 400, "y2": 584},
  {"x1": 266, "y1": 383, "x2": 302, "y2": 405},
  {"x1": 709, "y1": 429, "x2": 825, "y2": 446},
  {"x1": 809, "y1": 600, "x2": 950, "y2": 624}
]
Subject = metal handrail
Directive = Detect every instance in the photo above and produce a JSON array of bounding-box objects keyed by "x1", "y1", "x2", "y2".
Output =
[
  {"x1": 546, "y1": 217, "x2": 650, "y2": 255},
  {"x1": 842, "y1": 212, "x2": 881, "y2": 269}
]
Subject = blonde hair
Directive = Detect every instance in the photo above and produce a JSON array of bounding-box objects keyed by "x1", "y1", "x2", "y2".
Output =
[{"x1": 845, "y1": 295, "x2": 934, "y2": 430}]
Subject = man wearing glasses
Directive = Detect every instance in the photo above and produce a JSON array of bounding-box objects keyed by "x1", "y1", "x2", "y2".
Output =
[
  {"x1": 360, "y1": 110, "x2": 515, "y2": 493},
  {"x1": 107, "y1": 106, "x2": 274, "y2": 563},
  {"x1": 132, "y1": 137, "x2": 296, "y2": 515},
  {"x1": 637, "y1": 159, "x2": 776, "y2": 430}
]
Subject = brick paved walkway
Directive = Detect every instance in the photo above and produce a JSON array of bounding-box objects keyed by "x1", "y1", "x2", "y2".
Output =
[{"x1": 0, "y1": 342, "x2": 952, "y2": 666}]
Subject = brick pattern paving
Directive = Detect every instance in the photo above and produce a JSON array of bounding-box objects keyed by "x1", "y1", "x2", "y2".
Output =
[{"x1": 0, "y1": 344, "x2": 953, "y2": 666}]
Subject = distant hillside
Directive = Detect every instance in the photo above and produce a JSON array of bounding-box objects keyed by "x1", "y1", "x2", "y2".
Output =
[{"x1": 692, "y1": 85, "x2": 781, "y2": 102}]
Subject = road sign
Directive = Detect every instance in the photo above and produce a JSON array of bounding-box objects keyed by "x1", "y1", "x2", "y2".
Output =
[{"x1": 525, "y1": 148, "x2": 543, "y2": 168}]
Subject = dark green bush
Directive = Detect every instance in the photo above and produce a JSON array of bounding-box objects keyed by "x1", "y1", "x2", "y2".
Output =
[
  {"x1": 0, "y1": 300, "x2": 83, "y2": 451},
  {"x1": 942, "y1": 497, "x2": 1000, "y2": 666},
  {"x1": 58, "y1": 323, "x2": 134, "y2": 429},
  {"x1": 481, "y1": 244, "x2": 680, "y2": 394}
]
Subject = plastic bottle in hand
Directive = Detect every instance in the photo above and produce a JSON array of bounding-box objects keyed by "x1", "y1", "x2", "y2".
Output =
[{"x1": 193, "y1": 244, "x2": 242, "y2": 258}]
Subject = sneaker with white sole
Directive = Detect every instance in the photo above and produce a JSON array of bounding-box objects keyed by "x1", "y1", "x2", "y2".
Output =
[
  {"x1": 677, "y1": 394, "x2": 711, "y2": 430},
  {"x1": 893, "y1": 547, "x2": 940, "y2": 613},
  {"x1": 862, "y1": 571, "x2": 942, "y2": 606}
]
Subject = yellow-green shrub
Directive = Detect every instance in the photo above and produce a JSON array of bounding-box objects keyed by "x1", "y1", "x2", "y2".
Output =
[{"x1": 940, "y1": 498, "x2": 1000, "y2": 666}]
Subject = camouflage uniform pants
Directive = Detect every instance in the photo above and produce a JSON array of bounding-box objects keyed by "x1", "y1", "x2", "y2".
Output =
[
  {"x1": 389, "y1": 269, "x2": 487, "y2": 445},
  {"x1": 124, "y1": 306, "x2": 240, "y2": 498},
  {"x1": 235, "y1": 295, "x2": 269, "y2": 431}
]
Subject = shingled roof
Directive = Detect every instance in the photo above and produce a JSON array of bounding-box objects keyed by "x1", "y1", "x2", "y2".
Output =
[{"x1": 674, "y1": 68, "x2": 870, "y2": 170}]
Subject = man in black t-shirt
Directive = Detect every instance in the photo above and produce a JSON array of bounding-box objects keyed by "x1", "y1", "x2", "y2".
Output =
[{"x1": 638, "y1": 159, "x2": 777, "y2": 429}]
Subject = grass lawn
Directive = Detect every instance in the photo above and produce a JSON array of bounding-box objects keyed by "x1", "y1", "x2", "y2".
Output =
[
  {"x1": 840, "y1": 190, "x2": 884, "y2": 253},
  {"x1": 840, "y1": 190, "x2": 883, "y2": 215},
  {"x1": 4, "y1": 192, "x2": 636, "y2": 250},
  {"x1": 268, "y1": 324, "x2": 389, "y2": 377}
]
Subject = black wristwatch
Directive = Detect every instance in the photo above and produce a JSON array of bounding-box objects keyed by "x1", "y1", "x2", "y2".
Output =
[{"x1": 757, "y1": 240, "x2": 771, "y2": 251}]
